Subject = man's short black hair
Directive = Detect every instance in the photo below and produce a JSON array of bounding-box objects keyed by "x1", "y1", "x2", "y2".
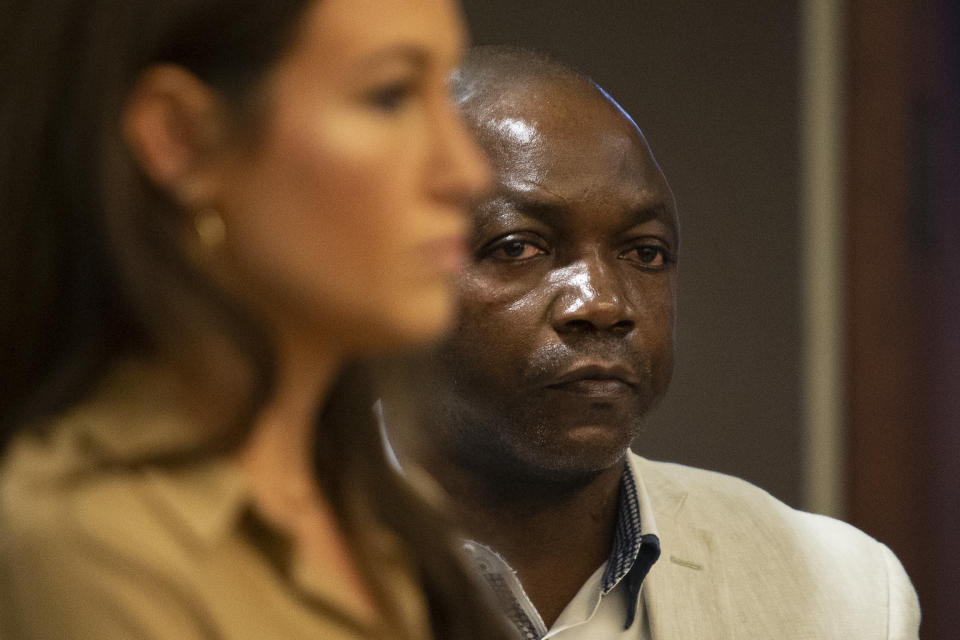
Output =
[{"x1": 451, "y1": 45, "x2": 596, "y2": 114}]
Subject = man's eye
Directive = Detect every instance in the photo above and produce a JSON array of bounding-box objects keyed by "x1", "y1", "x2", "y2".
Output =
[
  {"x1": 619, "y1": 245, "x2": 671, "y2": 268},
  {"x1": 487, "y1": 238, "x2": 546, "y2": 261}
]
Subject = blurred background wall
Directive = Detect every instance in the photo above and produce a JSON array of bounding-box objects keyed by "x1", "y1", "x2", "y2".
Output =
[
  {"x1": 845, "y1": 2, "x2": 959, "y2": 639},
  {"x1": 461, "y1": 1, "x2": 959, "y2": 638}
]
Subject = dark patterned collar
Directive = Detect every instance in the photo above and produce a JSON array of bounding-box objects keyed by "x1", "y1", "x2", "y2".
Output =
[
  {"x1": 466, "y1": 458, "x2": 661, "y2": 638},
  {"x1": 601, "y1": 462, "x2": 661, "y2": 628}
]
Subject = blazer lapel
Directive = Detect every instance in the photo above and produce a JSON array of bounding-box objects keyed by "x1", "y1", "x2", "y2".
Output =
[{"x1": 633, "y1": 457, "x2": 734, "y2": 639}]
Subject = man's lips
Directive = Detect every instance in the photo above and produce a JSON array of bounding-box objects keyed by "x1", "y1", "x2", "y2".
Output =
[{"x1": 546, "y1": 363, "x2": 638, "y2": 397}]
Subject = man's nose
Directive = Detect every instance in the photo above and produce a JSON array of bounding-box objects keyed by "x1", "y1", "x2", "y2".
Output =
[{"x1": 549, "y1": 256, "x2": 636, "y2": 334}]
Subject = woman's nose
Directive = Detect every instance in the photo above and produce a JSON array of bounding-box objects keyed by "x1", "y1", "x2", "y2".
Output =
[{"x1": 429, "y1": 101, "x2": 492, "y2": 206}]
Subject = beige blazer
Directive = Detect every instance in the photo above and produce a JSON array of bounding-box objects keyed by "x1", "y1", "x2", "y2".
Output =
[{"x1": 633, "y1": 454, "x2": 920, "y2": 639}]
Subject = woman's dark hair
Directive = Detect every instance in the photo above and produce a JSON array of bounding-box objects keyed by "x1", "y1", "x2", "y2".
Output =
[
  {"x1": 0, "y1": 3, "x2": 514, "y2": 639},
  {"x1": 0, "y1": 0, "x2": 310, "y2": 445},
  {"x1": 319, "y1": 362, "x2": 515, "y2": 640}
]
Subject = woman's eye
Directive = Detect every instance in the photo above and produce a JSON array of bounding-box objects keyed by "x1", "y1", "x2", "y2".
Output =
[
  {"x1": 620, "y1": 245, "x2": 670, "y2": 268},
  {"x1": 368, "y1": 82, "x2": 415, "y2": 111},
  {"x1": 487, "y1": 238, "x2": 546, "y2": 261}
]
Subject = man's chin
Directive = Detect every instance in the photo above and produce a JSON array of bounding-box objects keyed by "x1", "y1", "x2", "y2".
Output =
[
  {"x1": 517, "y1": 425, "x2": 633, "y2": 479},
  {"x1": 443, "y1": 411, "x2": 638, "y2": 488}
]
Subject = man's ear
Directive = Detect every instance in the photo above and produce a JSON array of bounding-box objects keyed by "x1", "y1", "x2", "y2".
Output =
[{"x1": 122, "y1": 64, "x2": 227, "y2": 207}]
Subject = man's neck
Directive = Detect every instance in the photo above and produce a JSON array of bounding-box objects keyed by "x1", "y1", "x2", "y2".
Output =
[{"x1": 434, "y1": 455, "x2": 627, "y2": 628}]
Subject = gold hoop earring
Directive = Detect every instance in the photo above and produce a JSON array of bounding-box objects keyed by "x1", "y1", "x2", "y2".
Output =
[{"x1": 193, "y1": 208, "x2": 226, "y2": 249}]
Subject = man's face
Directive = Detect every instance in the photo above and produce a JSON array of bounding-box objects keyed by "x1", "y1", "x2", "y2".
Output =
[{"x1": 423, "y1": 81, "x2": 678, "y2": 482}]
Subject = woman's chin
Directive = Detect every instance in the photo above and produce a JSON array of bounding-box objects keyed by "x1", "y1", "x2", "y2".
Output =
[{"x1": 347, "y1": 288, "x2": 456, "y2": 354}]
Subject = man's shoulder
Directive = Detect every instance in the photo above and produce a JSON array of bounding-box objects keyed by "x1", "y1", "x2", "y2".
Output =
[
  {"x1": 629, "y1": 453, "x2": 920, "y2": 637},
  {"x1": 630, "y1": 452, "x2": 872, "y2": 546}
]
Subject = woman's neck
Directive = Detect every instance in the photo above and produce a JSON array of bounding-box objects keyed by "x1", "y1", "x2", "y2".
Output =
[
  {"x1": 234, "y1": 334, "x2": 380, "y2": 622},
  {"x1": 237, "y1": 333, "x2": 340, "y2": 509}
]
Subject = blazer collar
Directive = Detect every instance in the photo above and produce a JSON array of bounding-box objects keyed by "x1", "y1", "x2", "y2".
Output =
[{"x1": 630, "y1": 455, "x2": 735, "y2": 639}]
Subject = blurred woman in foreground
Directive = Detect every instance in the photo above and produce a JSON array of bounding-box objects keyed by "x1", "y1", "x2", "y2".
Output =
[{"x1": 0, "y1": 1, "x2": 511, "y2": 638}]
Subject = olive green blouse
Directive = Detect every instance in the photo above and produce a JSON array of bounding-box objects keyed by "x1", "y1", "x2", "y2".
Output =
[{"x1": 0, "y1": 362, "x2": 432, "y2": 639}]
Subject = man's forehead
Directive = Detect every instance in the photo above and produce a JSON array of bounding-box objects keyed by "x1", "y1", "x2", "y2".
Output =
[
  {"x1": 474, "y1": 78, "x2": 622, "y2": 135},
  {"x1": 478, "y1": 102, "x2": 668, "y2": 200},
  {"x1": 461, "y1": 73, "x2": 677, "y2": 230},
  {"x1": 473, "y1": 81, "x2": 650, "y2": 162}
]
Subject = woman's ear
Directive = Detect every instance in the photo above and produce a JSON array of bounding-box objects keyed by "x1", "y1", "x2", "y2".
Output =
[{"x1": 122, "y1": 64, "x2": 228, "y2": 207}]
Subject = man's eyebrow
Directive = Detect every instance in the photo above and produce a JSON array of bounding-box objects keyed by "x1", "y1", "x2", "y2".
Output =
[
  {"x1": 494, "y1": 186, "x2": 570, "y2": 219},
  {"x1": 625, "y1": 203, "x2": 679, "y2": 239},
  {"x1": 495, "y1": 185, "x2": 678, "y2": 238},
  {"x1": 472, "y1": 191, "x2": 561, "y2": 239}
]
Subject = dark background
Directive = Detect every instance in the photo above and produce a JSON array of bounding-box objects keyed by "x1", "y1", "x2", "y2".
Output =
[{"x1": 461, "y1": 0, "x2": 804, "y2": 507}]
